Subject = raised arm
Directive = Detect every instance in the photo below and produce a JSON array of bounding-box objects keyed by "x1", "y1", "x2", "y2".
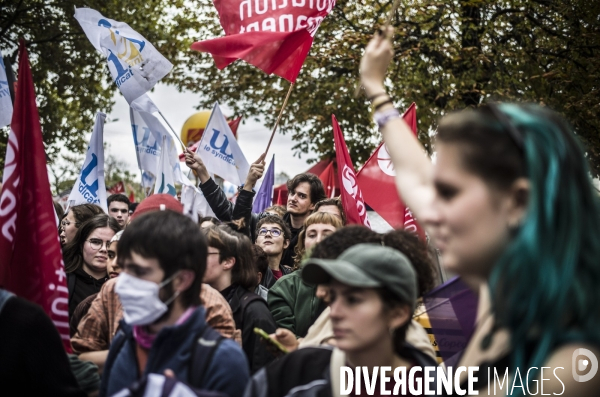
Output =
[{"x1": 359, "y1": 28, "x2": 435, "y2": 221}]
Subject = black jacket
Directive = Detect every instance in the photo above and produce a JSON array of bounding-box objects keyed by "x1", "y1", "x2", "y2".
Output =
[
  {"x1": 200, "y1": 178, "x2": 300, "y2": 268},
  {"x1": 67, "y1": 267, "x2": 107, "y2": 318},
  {"x1": 221, "y1": 284, "x2": 278, "y2": 373}
]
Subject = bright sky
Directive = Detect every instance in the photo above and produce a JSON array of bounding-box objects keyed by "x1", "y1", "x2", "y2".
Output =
[{"x1": 103, "y1": 83, "x2": 315, "y2": 182}]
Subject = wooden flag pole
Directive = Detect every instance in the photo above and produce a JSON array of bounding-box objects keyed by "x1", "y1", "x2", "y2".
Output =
[
  {"x1": 264, "y1": 82, "x2": 294, "y2": 155},
  {"x1": 354, "y1": 0, "x2": 402, "y2": 97}
]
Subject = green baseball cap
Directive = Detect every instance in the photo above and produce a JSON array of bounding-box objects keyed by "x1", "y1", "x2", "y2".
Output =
[{"x1": 302, "y1": 243, "x2": 417, "y2": 307}]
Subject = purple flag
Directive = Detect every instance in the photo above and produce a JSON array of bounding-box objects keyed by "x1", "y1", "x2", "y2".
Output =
[
  {"x1": 253, "y1": 155, "x2": 275, "y2": 213},
  {"x1": 414, "y1": 277, "x2": 479, "y2": 367}
]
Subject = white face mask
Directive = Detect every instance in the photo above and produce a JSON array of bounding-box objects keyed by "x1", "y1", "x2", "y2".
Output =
[{"x1": 115, "y1": 271, "x2": 180, "y2": 326}]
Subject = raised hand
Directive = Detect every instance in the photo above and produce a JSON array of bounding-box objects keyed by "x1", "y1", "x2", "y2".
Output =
[
  {"x1": 359, "y1": 26, "x2": 395, "y2": 97},
  {"x1": 243, "y1": 153, "x2": 267, "y2": 191},
  {"x1": 184, "y1": 148, "x2": 210, "y2": 183}
]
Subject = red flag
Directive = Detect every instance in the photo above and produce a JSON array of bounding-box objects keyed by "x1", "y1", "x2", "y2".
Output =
[
  {"x1": 318, "y1": 161, "x2": 336, "y2": 199},
  {"x1": 0, "y1": 42, "x2": 71, "y2": 350},
  {"x1": 332, "y1": 115, "x2": 370, "y2": 227},
  {"x1": 108, "y1": 181, "x2": 125, "y2": 194},
  {"x1": 356, "y1": 103, "x2": 425, "y2": 237},
  {"x1": 191, "y1": 0, "x2": 335, "y2": 82}
]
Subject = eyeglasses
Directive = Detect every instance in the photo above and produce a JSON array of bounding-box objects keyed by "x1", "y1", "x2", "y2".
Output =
[
  {"x1": 258, "y1": 228, "x2": 282, "y2": 237},
  {"x1": 87, "y1": 238, "x2": 110, "y2": 251},
  {"x1": 61, "y1": 219, "x2": 80, "y2": 228}
]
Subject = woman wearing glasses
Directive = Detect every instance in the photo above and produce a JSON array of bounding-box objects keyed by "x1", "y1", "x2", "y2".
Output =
[
  {"x1": 59, "y1": 204, "x2": 104, "y2": 247},
  {"x1": 63, "y1": 214, "x2": 121, "y2": 319},
  {"x1": 359, "y1": 28, "x2": 600, "y2": 394}
]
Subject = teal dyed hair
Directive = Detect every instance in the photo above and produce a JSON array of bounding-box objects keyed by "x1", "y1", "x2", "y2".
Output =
[{"x1": 439, "y1": 103, "x2": 600, "y2": 391}]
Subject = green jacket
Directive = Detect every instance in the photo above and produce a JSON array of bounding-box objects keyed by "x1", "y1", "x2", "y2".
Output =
[{"x1": 267, "y1": 270, "x2": 327, "y2": 338}]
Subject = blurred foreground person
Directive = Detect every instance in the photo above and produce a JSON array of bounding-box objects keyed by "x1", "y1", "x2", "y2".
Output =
[{"x1": 360, "y1": 28, "x2": 600, "y2": 394}]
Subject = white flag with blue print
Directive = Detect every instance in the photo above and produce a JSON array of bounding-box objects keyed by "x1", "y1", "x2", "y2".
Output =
[
  {"x1": 154, "y1": 136, "x2": 193, "y2": 197},
  {"x1": 130, "y1": 95, "x2": 170, "y2": 188},
  {"x1": 0, "y1": 50, "x2": 13, "y2": 128},
  {"x1": 67, "y1": 112, "x2": 108, "y2": 212},
  {"x1": 74, "y1": 8, "x2": 173, "y2": 104},
  {"x1": 196, "y1": 103, "x2": 249, "y2": 186}
]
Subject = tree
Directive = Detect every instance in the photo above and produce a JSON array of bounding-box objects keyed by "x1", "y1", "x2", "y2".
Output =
[
  {"x1": 47, "y1": 152, "x2": 83, "y2": 196},
  {"x1": 170, "y1": 0, "x2": 600, "y2": 176}
]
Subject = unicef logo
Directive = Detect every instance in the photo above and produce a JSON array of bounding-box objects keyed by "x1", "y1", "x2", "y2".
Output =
[{"x1": 377, "y1": 144, "x2": 395, "y2": 177}]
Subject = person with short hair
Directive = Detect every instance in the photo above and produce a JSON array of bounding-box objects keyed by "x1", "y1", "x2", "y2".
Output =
[
  {"x1": 199, "y1": 216, "x2": 221, "y2": 228},
  {"x1": 264, "y1": 205, "x2": 286, "y2": 218},
  {"x1": 254, "y1": 215, "x2": 292, "y2": 288},
  {"x1": 100, "y1": 211, "x2": 249, "y2": 397},
  {"x1": 185, "y1": 152, "x2": 326, "y2": 267},
  {"x1": 313, "y1": 197, "x2": 346, "y2": 225},
  {"x1": 244, "y1": 244, "x2": 438, "y2": 396},
  {"x1": 267, "y1": 212, "x2": 343, "y2": 338},
  {"x1": 203, "y1": 225, "x2": 278, "y2": 373},
  {"x1": 59, "y1": 204, "x2": 104, "y2": 247},
  {"x1": 63, "y1": 214, "x2": 121, "y2": 318},
  {"x1": 107, "y1": 194, "x2": 131, "y2": 227}
]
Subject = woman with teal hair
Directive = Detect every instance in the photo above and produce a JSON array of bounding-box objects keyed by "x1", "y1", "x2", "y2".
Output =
[{"x1": 359, "y1": 28, "x2": 600, "y2": 395}]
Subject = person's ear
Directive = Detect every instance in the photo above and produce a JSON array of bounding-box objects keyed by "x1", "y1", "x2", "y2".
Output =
[
  {"x1": 257, "y1": 272, "x2": 263, "y2": 285},
  {"x1": 173, "y1": 270, "x2": 195, "y2": 293},
  {"x1": 388, "y1": 304, "x2": 411, "y2": 331},
  {"x1": 506, "y1": 177, "x2": 530, "y2": 230},
  {"x1": 309, "y1": 202, "x2": 316, "y2": 212},
  {"x1": 221, "y1": 257, "x2": 236, "y2": 271},
  {"x1": 283, "y1": 239, "x2": 290, "y2": 249}
]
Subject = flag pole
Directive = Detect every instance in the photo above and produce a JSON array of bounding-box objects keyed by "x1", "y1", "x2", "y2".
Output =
[
  {"x1": 264, "y1": 82, "x2": 294, "y2": 155},
  {"x1": 354, "y1": 0, "x2": 401, "y2": 97},
  {"x1": 157, "y1": 110, "x2": 187, "y2": 151}
]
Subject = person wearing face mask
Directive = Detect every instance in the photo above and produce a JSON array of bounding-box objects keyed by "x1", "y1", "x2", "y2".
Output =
[
  {"x1": 267, "y1": 212, "x2": 342, "y2": 338},
  {"x1": 63, "y1": 214, "x2": 121, "y2": 318},
  {"x1": 72, "y1": 195, "x2": 236, "y2": 376},
  {"x1": 100, "y1": 210, "x2": 249, "y2": 397}
]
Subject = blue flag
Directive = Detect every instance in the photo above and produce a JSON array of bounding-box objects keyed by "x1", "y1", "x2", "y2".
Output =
[{"x1": 252, "y1": 155, "x2": 275, "y2": 213}]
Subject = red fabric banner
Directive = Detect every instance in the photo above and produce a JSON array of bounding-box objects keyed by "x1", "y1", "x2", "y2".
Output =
[
  {"x1": 108, "y1": 181, "x2": 125, "y2": 194},
  {"x1": 332, "y1": 115, "x2": 370, "y2": 227},
  {"x1": 318, "y1": 160, "x2": 336, "y2": 199},
  {"x1": 0, "y1": 42, "x2": 71, "y2": 350},
  {"x1": 191, "y1": 0, "x2": 335, "y2": 82},
  {"x1": 356, "y1": 103, "x2": 425, "y2": 237}
]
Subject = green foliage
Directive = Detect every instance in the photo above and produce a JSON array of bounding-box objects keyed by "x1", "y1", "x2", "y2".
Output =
[
  {"x1": 169, "y1": 0, "x2": 600, "y2": 176},
  {"x1": 1, "y1": 0, "x2": 599, "y2": 179}
]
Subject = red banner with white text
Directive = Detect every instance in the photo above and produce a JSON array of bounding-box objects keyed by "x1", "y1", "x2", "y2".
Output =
[
  {"x1": 356, "y1": 103, "x2": 425, "y2": 238},
  {"x1": 192, "y1": 0, "x2": 335, "y2": 82},
  {"x1": 0, "y1": 42, "x2": 71, "y2": 350},
  {"x1": 332, "y1": 115, "x2": 370, "y2": 227}
]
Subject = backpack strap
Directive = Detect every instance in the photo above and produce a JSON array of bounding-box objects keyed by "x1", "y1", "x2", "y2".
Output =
[
  {"x1": 0, "y1": 289, "x2": 14, "y2": 314},
  {"x1": 189, "y1": 325, "x2": 225, "y2": 389},
  {"x1": 234, "y1": 290, "x2": 264, "y2": 327}
]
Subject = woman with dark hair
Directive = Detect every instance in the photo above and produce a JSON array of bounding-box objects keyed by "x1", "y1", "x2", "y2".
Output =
[
  {"x1": 59, "y1": 204, "x2": 104, "y2": 247},
  {"x1": 63, "y1": 214, "x2": 121, "y2": 318},
  {"x1": 202, "y1": 225, "x2": 278, "y2": 373},
  {"x1": 199, "y1": 216, "x2": 220, "y2": 228},
  {"x1": 359, "y1": 29, "x2": 600, "y2": 394},
  {"x1": 244, "y1": 244, "x2": 438, "y2": 396}
]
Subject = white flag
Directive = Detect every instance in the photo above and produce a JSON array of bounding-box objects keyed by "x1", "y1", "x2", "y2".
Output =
[
  {"x1": 0, "y1": 50, "x2": 13, "y2": 128},
  {"x1": 130, "y1": 95, "x2": 169, "y2": 185},
  {"x1": 196, "y1": 103, "x2": 249, "y2": 186},
  {"x1": 68, "y1": 112, "x2": 108, "y2": 212},
  {"x1": 154, "y1": 136, "x2": 193, "y2": 196},
  {"x1": 181, "y1": 185, "x2": 216, "y2": 223},
  {"x1": 74, "y1": 8, "x2": 173, "y2": 104}
]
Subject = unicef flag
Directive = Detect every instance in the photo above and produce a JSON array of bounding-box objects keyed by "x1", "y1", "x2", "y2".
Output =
[
  {"x1": 74, "y1": 8, "x2": 173, "y2": 104},
  {"x1": 196, "y1": 103, "x2": 249, "y2": 186},
  {"x1": 68, "y1": 112, "x2": 108, "y2": 212},
  {"x1": 0, "y1": 50, "x2": 13, "y2": 128}
]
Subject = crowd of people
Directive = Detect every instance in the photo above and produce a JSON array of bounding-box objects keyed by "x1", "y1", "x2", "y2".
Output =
[{"x1": 1, "y1": 29, "x2": 599, "y2": 397}]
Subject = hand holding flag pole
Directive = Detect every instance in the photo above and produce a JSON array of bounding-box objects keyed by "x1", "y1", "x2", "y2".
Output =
[{"x1": 264, "y1": 82, "x2": 294, "y2": 156}]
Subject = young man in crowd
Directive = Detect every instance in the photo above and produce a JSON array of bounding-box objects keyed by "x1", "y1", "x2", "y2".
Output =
[
  {"x1": 255, "y1": 215, "x2": 292, "y2": 288},
  {"x1": 314, "y1": 197, "x2": 346, "y2": 225},
  {"x1": 107, "y1": 194, "x2": 131, "y2": 227},
  {"x1": 185, "y1": 151, "x2": 326, "y2": 267},
  {"x1": 100, "y1": 210, "x2": 248, "y2": 396},
  {"x1": 72, "y1": 195, "x2": 236, "y2": 376}
]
